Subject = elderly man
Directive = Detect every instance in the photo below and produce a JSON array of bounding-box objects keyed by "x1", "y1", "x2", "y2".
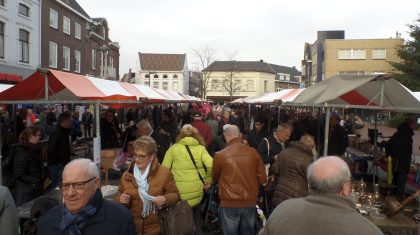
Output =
[
  {"x1": 37, "y1": 159, "x2": 136, "y2": 235},
  {"x1": 259, "y1": 157, "x2": 383, "y2": 235},
  {"x1": 213, "y1": 124, "x2": 266, "y2": 235},
  {"x1": 257, "y1": 123, "x2": 292, "y2": 165},
  {"x1": 136, "y1": 119, "x2": 170, "y2": 163}
]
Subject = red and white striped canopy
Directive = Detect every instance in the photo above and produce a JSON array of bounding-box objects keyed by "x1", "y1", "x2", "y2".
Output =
[
  {"x1": 0, "y1": 69, "x2": 201, "y2": 104},
  {"x1": 247, "y1": 89, "x2": 304, "y2": 104}
]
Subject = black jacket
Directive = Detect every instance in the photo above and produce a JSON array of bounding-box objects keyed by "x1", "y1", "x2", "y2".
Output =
[
  {"x1": 100, "y1": 118, "x2": 121, "y2": 149},
  {"x1": 47, "y1": 125, "x2": 71, "y2": 165},
  {"x1": 257, "y1": 134, "x2": 285, "y2": 165},
  {"x1": 389, "y1": 122, "x2": 414, "y2": 174},
  {"x1": 13, "y1": 143, "x2": 44, "y2": 205},
  {"x1": 246, "y1": 129, "x2": 268, "y2": 150},
  {"x1": 37, "y1": 199, "x2": 137, "y2": 235},
  {"x1": 327, "y1": 124, "x2": 348, "y2": 156}
]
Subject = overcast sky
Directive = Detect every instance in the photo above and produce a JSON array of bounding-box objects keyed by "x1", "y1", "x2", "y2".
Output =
[{"x1": 78, "y1": 0, "x2": 420, "y2": 76}]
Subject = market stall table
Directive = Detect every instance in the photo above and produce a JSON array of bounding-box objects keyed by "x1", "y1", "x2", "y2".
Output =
[{"x1": 369, "y1": 212, "x2": 419, "y2": 235}]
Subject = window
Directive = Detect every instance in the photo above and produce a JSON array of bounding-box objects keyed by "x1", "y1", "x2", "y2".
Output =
[
  {"x1": 145, "y1": 74, "x2": 150, "y2": 78},
  {"x1": 153, "y1": 81, "x2": 159, "y2": 89},
  {"x1": 74, "y1": 22, "x2": 81, "y2": 39},
  {"x1": 211, "y1": 80, "x2": 219, "y2": 91},
  {"x1": 172, "y1": 82, "x2": 178, "y2": 91},
  {"x1": 372, "y1": 49, "x2": 386, "y2": 60},
  {"x1": 338, "y1": 49, "x2": 366, "y2": 60},
  {"x1": 49, "y1": 41, "x2": 57, "y2": 67},
  {"x1": 153, "y1": 74, "x2": 159, "y2": 78},
  {"x1": 63, "y1": 46, "x2": 70, "y2": 70},
  {"x1": 144, "y1": 81, "x2": 150, "y2": 86},
  {"x1": 63, "y1": 16, "x2": 70, "y2": 35},
  {"x1": 74, "y1": 50, "x2": 80, "y2": 73},
  {"x1": 338, "y1": 71, "x2": 365, "y2": 75},
  {"x1": 91, "y1": 49, "x2": 96, "y2": 69},
  {"x1": 18, "y1": 29, "x2": 29, "y2": 63},
  {"x1": 19, "y1": 4, "x2": 29, "y2": 17},
  {"x1": 246, "y1": 80, "x2": 254, "y2": 91},
  {"x1": 162, "y1": 82, "x2": 168, "y2": 90},
  {"x1": 49, "y1": 9, "x2": 58, "y2": 29},
  {"x1": 110, "y1": 56, "x2": 113, "y2": 68},
  {"x1": 163, "y1": 74, "x2": 168, "y2": 79},
  {"x1": 234, "y1": 79, "x2": 241, "y2": 90},
  {"x1": 0, "y1": 0, "x2": 4, "y2": 7},
  {"x1": 173, "y1": 74, "x2": 178, "y2": 79},
  {"x1": 0, "y1": 22, "x2": 4, "y2": 59},
  {"x1": 264, "y1": 81, "x2": 268, "y2": 92}
]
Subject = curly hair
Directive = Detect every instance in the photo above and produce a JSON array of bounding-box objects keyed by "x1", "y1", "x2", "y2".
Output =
[{"x1": 176, "y1": 124, "x2": 206, "y2": 146}]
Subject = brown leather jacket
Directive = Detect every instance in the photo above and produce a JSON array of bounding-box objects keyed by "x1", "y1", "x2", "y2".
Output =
[
  {"x1": 213, "y1": 137, "x2": 267, "y2": 208},
  {"x1": 115, "y1": 157, "x2": 180, "y2": 235},
  {"x1": 271, "y1": 141, "x2": 313, "y2": 206}
]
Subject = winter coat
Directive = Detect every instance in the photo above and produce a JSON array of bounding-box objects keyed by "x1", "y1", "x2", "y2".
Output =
[
  {"x1": 37, "y1": 198, "x2": 137, "y2": 235},
  {"x1": 257, "y1": 134, "x2": 285, "y2": 165},
  {"x1": 246, "y1": 129, "x2": 269, "y2": 150},
  {"x1": 162, "y1": 137, "x2": 213, "y2": 207},
  {"x1": 47, "y1": 125, "x2": 71, "y2": 165},
  {"x1": 0, "y1": 186, "x2": 19, "y2": 235},
  {"x1": 213, "y1": 138, "x2": 266, "y2": 208},
  {"x1": 13, "y1": 143, "x2": 44, "y2": 206},
  {"x1": 259, "y1": 193, "x2": 383, "y2": 235},
  {"x1": 327, "y1": 124, "x2": 348, "y2": 156},
  {"x1": 191, "y1": 120, "x2": 212, "y2": 147},
  {"x1": 389, "y1": 122, "x2": 414, "y2": 174},
  {"x1": 205, "y1": 119, "x2": 219, "y2": 138},
  {"x1": 100, "y1": 118, "x2": 120, "y2": 149},
  {"x1": 271, "y1": 141, "x2": 313, "y2": 206},
  {"x1": 115, "y1": 158, "x2": 179, "y2": 235}
]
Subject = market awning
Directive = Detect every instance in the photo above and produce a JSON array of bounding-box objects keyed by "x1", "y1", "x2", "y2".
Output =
[
  {"x1": 0, "y1": 72, "x2": 23, "y2": 83},
  {"x1": 247, "y1": 89, "x2": 304, "y2": 104},
  {"x1": 292, "y1": 75, "x2": 420, "y2": 109}
]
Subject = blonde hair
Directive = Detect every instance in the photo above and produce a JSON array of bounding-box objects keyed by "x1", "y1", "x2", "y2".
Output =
[
  {"x1": 176, "y1": 124, "x2": 205, "y2": 146},
  {"x1": 133, "y1": 136, "x2": 157, "y2": 155}
]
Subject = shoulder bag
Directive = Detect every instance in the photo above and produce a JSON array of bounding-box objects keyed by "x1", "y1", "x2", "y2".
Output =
[{"x1": 159, "y1": 200, "x2": 195, "y2": 235}]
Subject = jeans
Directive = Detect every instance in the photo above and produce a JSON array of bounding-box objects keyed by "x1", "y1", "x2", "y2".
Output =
[
  {"x1": 220, "y1": 207, "x2": 255, "y2": 235},
  {"x1": 48, "y1": 164, "x2": 64, "y2": 188}
]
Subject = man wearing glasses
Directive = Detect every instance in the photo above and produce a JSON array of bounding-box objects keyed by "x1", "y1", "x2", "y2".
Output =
[{"x1": 37, "y1": 159, "x2": 136, "y2": 235}]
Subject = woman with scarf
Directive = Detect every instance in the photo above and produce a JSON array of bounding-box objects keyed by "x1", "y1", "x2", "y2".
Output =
[
  {"x1": 13, "y1": 126, "x2": 44, "y2": 206},
  {"x1": 115, "y1": 136, "x2": 180, "y2": 235}
]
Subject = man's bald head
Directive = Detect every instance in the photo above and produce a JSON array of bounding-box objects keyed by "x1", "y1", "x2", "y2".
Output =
[{"x1": 307, "y1": 156, "x2": 351, "y2": 195}]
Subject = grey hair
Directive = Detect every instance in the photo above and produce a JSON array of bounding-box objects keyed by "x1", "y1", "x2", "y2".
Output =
[
  {"x1": 307, "y1": 157, "x2": 351, "y2": 194},
  {"x1": 223, "y1": 124, "x2": 240, "y2": 137},
  {"x1": 136, "y1": 119, "x2": 152, "y2": 130},
  {"x1": 276, "y1": 123, "x2": 291, "y2": 132},
  {"x1": 64, "y1": 158, "x2": 99, "y2": 178}
]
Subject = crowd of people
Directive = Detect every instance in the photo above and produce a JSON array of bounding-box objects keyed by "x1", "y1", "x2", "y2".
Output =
[{"x1": 0, "y1": 103, "x2": 416, "y2": 235}]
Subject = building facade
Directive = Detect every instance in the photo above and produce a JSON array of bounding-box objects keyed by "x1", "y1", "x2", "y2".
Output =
[
  {"x1": 203, "y1": 60, "x2": 301, "y2": 103},
  {"x1": 42, "y1": 0, "x2": 119, "y2": 80},
  {"x1": 0, "y1": 0, "x2": 41, "y2": 79},
  {"x1": 302, "y1": 31, "x2": 403, "y2": 86},
  {"x1": 135, "y1": 53, "x2": 190, "y2": 94}
]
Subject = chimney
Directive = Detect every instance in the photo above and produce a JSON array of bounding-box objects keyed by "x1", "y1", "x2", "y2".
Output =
[{"x1": 259, "y1": 59, "x2": 263, "y2": 62}]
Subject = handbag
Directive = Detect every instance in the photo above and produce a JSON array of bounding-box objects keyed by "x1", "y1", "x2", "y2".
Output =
[{"x1": 159, "y1": 200, "x2": 195, "y2": 235}]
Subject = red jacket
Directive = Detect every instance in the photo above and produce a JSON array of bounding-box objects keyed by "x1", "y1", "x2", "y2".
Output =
[{"x1": 191, "y1": 120, "x2": 212, "y2": 147}]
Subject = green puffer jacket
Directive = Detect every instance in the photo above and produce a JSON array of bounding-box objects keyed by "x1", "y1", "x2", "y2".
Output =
[{"x1": 162, "y1": 137, "x2": 213, "y2": 207}]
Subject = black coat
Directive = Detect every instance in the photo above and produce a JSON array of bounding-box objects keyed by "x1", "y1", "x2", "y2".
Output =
[
  {"x1": 13, "y1": 144, "x2": 43, "y2": 206},
  {"x1": 389, "y1": 122, "x2": 414, "y2": 174},
  {"x1": 47, "y1": 125, "x2": 71, "y2": 165},
  {"x1": 100, "y1": 118, "x2": 120, "y2": 149},
  {"x1": 37, "y1": 199, "x2": 137, "y2": 235},
  {"x1": 327, "y1": 124, "x2": 348, "y2": 156},
  {"x1": 246, "y1": 129, "x2": 268, "y2": 150},
  {"x1": 151, "y1": 131, "x2": 171, "y2": 163},
  {"x1": 257, "y1": 134, "x2": 285, "y2": 165}
]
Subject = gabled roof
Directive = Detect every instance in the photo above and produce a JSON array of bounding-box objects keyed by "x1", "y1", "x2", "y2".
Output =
[
  {"x1": 61, "y1": 0, "x2": 90, "y2": 19},
  {"x1": 203, "y1": 61, "x2": 301, "y2": 82},
  {"x1": 139, "y1": 53, "x2": 186, "y2": 71}
]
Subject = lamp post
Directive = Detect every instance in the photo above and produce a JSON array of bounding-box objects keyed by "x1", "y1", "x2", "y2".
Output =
[{"x1": 148, "y1": 70, "x2": 156, "y2": 87}]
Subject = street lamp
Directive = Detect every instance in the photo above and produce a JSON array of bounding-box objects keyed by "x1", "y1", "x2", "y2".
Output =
[{"x1": 147, "y1": 70, "x2": 156, "y2": 87}]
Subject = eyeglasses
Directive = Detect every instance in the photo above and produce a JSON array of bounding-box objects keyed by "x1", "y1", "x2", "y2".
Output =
[
  {"x1": 61, "y1": 177, "x2": 97, "y2": 191},
  {"x1": 133, "y1": 153, "x2": 152, "y2": 160}
]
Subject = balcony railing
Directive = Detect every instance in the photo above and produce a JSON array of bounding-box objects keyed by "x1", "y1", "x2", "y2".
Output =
[{"x1": 100, "y1": 66, "x2": 116, "y2": 79}]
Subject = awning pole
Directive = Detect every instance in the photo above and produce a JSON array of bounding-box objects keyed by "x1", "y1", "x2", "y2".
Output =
[
  {"x1": 44, "y1": 72, "x2": 48, "y2": 101},
  {"x1": 323, "y1": 106, "x2": 331, "y2": 157},
  {"x1": 380, "y1": 79, "x2": 385, "y2": 107},
  {"x1": 95, "y1": 102, "x2": 101, "y2": 176}
]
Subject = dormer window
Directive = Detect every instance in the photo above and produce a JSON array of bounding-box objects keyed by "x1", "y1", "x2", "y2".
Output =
[
  {"x1": 173, "y1": 74, "x2": 178, "y2": 79},
  {"x1": 154, "y1": 74, "x2": 159, "y2": 78},
  {"x1": 145, "y1": 74, "x2": 149, "y2": 78},
  {"x1": 163, "y1": 74, "x2": 168, "y2": 79}
]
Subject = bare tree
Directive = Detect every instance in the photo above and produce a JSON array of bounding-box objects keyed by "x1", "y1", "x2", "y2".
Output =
[
  {"x1": 192, "y1": 45, "x2": 217, "y2": 99},
  {"x1": 218, "y1": 51, "x2": 241, "y2": 101}
]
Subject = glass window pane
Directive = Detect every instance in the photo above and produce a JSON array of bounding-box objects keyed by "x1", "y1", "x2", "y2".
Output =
[{"x1": 19, "y1": 4, "x2": 29, "y2": 17}]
